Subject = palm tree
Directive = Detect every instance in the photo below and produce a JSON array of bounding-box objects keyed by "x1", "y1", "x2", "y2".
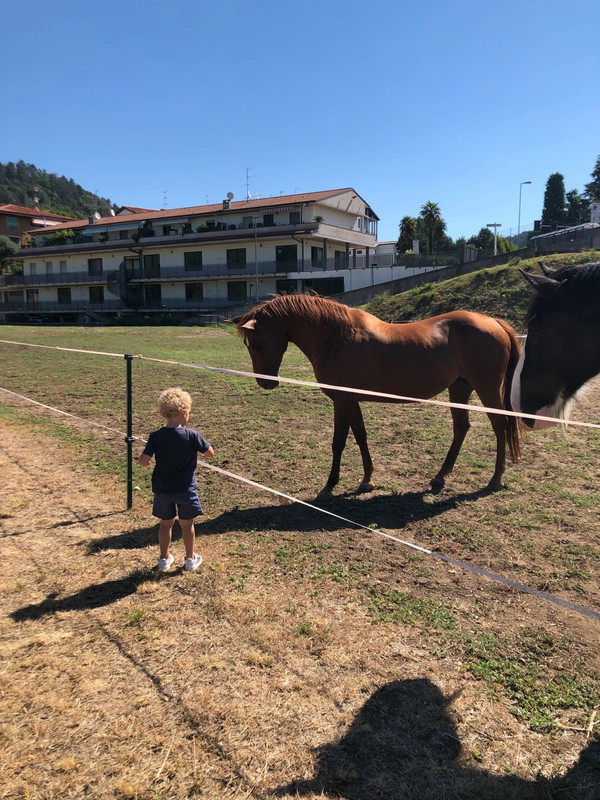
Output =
[
  {"x1": 397, "y1": 215, "x2": 417, "y2": 252},
  {"x1": 419, "y1": 202, "x2": 443, "y2": 254}
]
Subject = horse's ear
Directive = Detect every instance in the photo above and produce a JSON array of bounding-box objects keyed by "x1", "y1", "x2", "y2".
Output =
[
  {"x1": 519, "y1": 268, "x2": 560, "y2": 297},
  {"x1": 239, "y1": 319, "x2": 257, "y2": 330},
  {"x1": 538, "y1": 261, "x2": 558, "y2": 278}
]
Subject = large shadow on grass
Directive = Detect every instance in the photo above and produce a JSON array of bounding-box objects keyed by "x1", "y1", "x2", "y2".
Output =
[
  {"x1": 198, "y1": 487, "x2": 490, "y2": 537},
  {"x1": 10, "y1": 568, "x2": 163, "y2": 621},
  {"x1": 274, "y1": 678, "x2": 600, "y2": 800},
  {"x1": 87, "y1": 488, "x2": 490, "y2": 554}
]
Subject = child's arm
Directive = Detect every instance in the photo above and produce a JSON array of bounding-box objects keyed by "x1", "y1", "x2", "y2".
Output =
[
  {"x1": 203, "y1": 445, "x2": 215, "y2": 458},
  {"x1": 138, "y1": 453, "x2": 152, "y2": 467}
]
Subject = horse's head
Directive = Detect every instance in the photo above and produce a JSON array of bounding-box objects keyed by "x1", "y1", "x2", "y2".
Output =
[
  {"x1": 232, "y1": 314, "x2": 289, "y2": 390},
  {"x1": 511, "y1": 263, "x2": 600, "y2": 429}
]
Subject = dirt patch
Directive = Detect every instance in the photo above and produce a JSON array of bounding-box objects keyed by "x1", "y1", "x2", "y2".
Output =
[{"x1": 1, "y1": 387, "x2": 600, "y2": 799}]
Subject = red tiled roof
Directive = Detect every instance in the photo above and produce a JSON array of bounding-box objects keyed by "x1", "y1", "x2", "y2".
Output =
[
  {"x1": 0, "y1": 204, "x2": 73, "y2": 222},
  {"x1": 28, "y1": 189, "x2": 361, "y2": 234}
]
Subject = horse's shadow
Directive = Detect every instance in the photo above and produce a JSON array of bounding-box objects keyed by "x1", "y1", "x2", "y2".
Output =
[
  {"x1": 85, "y1": 487, "x2": 490, "y2": 554},
  {"x1": 198, "y1": 486, "x2": 491, "y2": 537},
  {"x1": 273, "y1": 678, "x2": 600, "y2": 800}
]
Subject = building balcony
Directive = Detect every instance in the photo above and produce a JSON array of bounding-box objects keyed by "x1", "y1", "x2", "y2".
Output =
[{"x1": 0, "y1": 256, "x2": 371, "y2": 289}]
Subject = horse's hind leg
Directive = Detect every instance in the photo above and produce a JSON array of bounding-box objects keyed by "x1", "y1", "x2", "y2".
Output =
[
  {"x1": 348, "y1": 401, "x2": 374, "y2": 493},
  {"x1": 431, "y1": 378, "x2": 472, "y2": 490}
]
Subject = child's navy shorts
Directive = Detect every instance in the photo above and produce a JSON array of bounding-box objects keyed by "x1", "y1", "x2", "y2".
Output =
[{"x1": 152, "y1": 488, "x2": 203, "y2": 520}]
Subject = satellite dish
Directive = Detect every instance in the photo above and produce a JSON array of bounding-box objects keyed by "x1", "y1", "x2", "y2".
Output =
[
  {"x1": 94, "y1": 211, "x2": 101, "y2": 220},
  {"x1": 109, "y1": 209, "x2": 116, "y2": 216},
  {"x1": 227, "y1": 191, "x2": 234, "y2": 200}
]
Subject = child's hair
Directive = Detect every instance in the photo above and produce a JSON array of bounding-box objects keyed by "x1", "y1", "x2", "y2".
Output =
[{"x1": 157, "y1": 387, "x2": 192, "y2": 420}]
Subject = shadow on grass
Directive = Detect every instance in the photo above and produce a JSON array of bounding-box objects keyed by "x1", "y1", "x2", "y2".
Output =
[
  {"x1": 197, "y1": 487, "x2": 490, "y2": 537},
  {"x1": 86, "y1": 488, "x2": 490, "y2": 553},
  {"x1": 9, "y1": 568, "x2": 168, "y2": 621},
  {"x1": 274, "y1": 678, "x2": 600, "y2": 800}
]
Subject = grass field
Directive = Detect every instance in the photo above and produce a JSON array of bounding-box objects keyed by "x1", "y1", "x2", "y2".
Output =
[{"x1": 1, "y1": 253, "x2": 599, "y2": 799}]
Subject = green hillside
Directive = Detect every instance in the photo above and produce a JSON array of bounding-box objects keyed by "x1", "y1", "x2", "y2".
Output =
[
  {"x1": 364, "y1": 251, "x2": 599, "y2": 331},
  {"x1": 0, "y1": 160, "x2": 116, "y2": 218}
]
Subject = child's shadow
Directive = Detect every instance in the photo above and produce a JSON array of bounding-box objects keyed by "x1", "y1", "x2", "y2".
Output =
[{"x1": 274, "y1": 678, "x2": 600, "y2": 800}]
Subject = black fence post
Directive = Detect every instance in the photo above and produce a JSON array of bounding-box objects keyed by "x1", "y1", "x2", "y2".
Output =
[{"x1": 124, "y1": 354, "x2": 134, "y2": 509}]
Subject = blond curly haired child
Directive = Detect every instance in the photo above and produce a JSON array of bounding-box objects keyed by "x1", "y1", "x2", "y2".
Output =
[{"x1": 138, "y1": 388, "x2": 214, "y2": 571}]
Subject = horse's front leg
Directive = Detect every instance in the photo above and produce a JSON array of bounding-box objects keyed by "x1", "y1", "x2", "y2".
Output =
[{"x1": 319, "y1": 400, "x2": 350, "y2": 497}]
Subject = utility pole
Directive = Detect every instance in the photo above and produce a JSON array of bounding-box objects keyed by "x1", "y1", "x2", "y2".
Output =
[{"x1": 487, "y1": 223, "x2": 502, "y2": 256}]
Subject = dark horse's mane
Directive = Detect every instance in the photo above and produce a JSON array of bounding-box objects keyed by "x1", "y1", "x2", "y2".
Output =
[
  {"x1": 235, "y1": 293, "x2": 355, "y2": 330},
  {"x1": 527, "y1": 261, "x2": 600, "y2": 323}
]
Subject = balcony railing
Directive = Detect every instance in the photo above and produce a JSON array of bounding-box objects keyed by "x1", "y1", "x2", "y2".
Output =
[
  {"x1": 0, "y1": 296, "x2": 264, "y2": 314},
  {"x1": 0, "y1": 256, "x2": 371, "y2": 288}
]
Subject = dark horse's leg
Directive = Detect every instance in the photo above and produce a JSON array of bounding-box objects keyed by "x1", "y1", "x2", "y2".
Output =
[
  {"x1": 319, "y1": 399, "x2": 374, "y2": 496},
  {"x1": 431, "y1": 377, "x2": 473, "y2": 490}
]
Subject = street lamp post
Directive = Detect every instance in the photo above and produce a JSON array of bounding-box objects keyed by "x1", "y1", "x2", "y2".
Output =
[
  {"x1": 487, "y1": 223, "x2": 502, "y2": 256},
  {"x1": 518, "y1": 180, "x2": 532, "y2": 238}
]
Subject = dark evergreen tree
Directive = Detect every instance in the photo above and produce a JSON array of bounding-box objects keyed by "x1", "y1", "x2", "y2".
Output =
[
  {"x1": 541, "y1": 172, "x2": 567, "y2": 230},
  {"x1": 584, "y1": 155, "x2": 600, "y2": 201}
]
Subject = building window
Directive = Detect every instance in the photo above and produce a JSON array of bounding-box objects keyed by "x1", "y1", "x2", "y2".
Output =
[
  {"x1": 30, "y1": 263, "x2": 37, "y2": 275},
  {"x1": 57, "y1": 287, "x2": 72, "y2": 304},
  {"x1": 334, "y1": 250, "x2": 346, "y2": 269},
  {"x1": 88, "y1": 258, "x2": 103, "y2": 275},
  {"x1": 303, "y1": 277, "x2": 344, "y2": 296},
  {"x1": 276, "y1": 279, "x2": 296, "y2": 294},
  {"x1": 46, "y1": 261, "x2": 53, "y2": 273},
  {"x1": 6, "y1": 216, "x2": 19, "y2": 232},
  {"x1": 185, "y1": 283, "x2": 204, "y2": 302},
  {"x1": 311, "y1": 246, "x2": 324, "y2": 268},
  {"x1": 89, "y1": 286, "x2": 104, "y2": 304},
  {"x1": 182, "y1": 223, "x2": 192, "y2": 234},
  {"x1": 290, "y1": 211, "x2": 300, "y2": 225},
  {"x1": 60, "y1": 260, "x2": 67, "y2": 272},
  {"x1": 145, "y1": 284, "x2": 162, "y2": 306},
  {"x1": 263, "y1": 214, "x2": 274, "y2": 226},
  {"x1": 119, "y1": 229, "x2": 129, "y2": 239},
  {"x1": 227, "y1": 281, "x2": 247, "y2": 302},
  {"x1": 144, "y1": 254, "x2": 160, "y2": 278},
  {"x1": 184, "y1": 251, "x2": 203, "y2": 271},
  {"x1": 227, "y1": 248, "x2": 247, "y2": 270},
  {"x1": 276, "y1": 244, "x2": 297, "y2": 270}
]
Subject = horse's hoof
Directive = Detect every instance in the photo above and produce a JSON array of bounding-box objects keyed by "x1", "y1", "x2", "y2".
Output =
[
  {"x1": 486, "y1": 480, "x2": 504, "y2": 492},
  {"x1": 356, "y1": 482, "x2": 374, "y2": 494},
  {"x1": 317, "y1": 488, "x2": 333, "y2": 499},
  {"x1": 430, "y1": 477, "x2": 445, "y2": 493}
]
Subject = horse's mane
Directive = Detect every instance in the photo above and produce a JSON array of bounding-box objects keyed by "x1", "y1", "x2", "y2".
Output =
[{"x1": 235, "y1": 293, "x2": 355, "y2": 330}]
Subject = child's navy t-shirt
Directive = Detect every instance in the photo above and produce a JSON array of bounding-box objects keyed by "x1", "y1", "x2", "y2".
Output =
[{"x1": 143, "y1": 427, "x2": 211, "y2": 493}]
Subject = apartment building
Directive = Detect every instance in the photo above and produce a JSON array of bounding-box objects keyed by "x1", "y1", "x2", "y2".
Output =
[{"x1": 1, "y1": 188, "x2": 405, "y2": 324}]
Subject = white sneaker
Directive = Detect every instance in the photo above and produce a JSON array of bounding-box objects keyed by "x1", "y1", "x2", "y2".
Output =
[
  {"x1": 184, "y1": 553, "x2": 202, "y2": 571},
  {"x1": 157, "y1": 553, "x2": 174, "y2": 571}
]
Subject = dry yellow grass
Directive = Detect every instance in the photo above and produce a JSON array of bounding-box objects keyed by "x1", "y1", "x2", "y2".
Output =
[{"x1": 1, "y1": 394, "x2": 600, "y2": 799}]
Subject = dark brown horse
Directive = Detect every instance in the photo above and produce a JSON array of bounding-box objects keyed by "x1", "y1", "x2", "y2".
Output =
[{"x1": 233, "y1": 294, "x2": 520, "y2": 496}]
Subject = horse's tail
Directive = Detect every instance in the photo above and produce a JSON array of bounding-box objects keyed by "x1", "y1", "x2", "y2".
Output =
[{"x1": 496, "y1": 318, "x2": 521, "y2": 462}]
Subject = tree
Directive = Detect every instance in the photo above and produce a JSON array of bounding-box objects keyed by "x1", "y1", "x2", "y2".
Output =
[
  {"x1": 419, "y1": 201, "x2": 444, "y2": 254},
  {"x1": 0, "y1": 235, "x2": 21, "y2": 274},
  {"x1": 584, "y1": 155, "x2": 600, "y2": 201},
  {"x1": 541, "y1": 172, "x2": 567, "y2": 230},
  {"x1": 397, "y1": 215, "x2": 417, "y2": 252},
  {"x1": 565, "y1": 189, "x2": 590, "y2": 225},
  {"x1": 468, "y1": 227, "x2": 494, "y2": 251}
]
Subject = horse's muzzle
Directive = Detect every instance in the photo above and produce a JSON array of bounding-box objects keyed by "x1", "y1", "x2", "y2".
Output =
[{"x1": 257, "y1": 378, "x2": 279, "y2": 390}]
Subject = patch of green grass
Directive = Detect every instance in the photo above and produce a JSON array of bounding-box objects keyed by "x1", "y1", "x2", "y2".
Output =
[
  {"x1": 465, "y1": 632, "x2": 600, "y2": 733},
  {"x1": 368, "y1": 587, "x2": 458, "y2": 632}
]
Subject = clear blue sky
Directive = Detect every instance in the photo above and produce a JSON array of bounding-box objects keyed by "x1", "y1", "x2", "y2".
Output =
[{"x1": 3, "y1": 0, "x2": 598, "y2": 242}]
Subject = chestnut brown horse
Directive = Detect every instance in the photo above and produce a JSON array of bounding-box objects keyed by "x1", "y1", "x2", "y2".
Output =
[{"x1": 233, "y1": 294, "x2": 520, "y2": 496}]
